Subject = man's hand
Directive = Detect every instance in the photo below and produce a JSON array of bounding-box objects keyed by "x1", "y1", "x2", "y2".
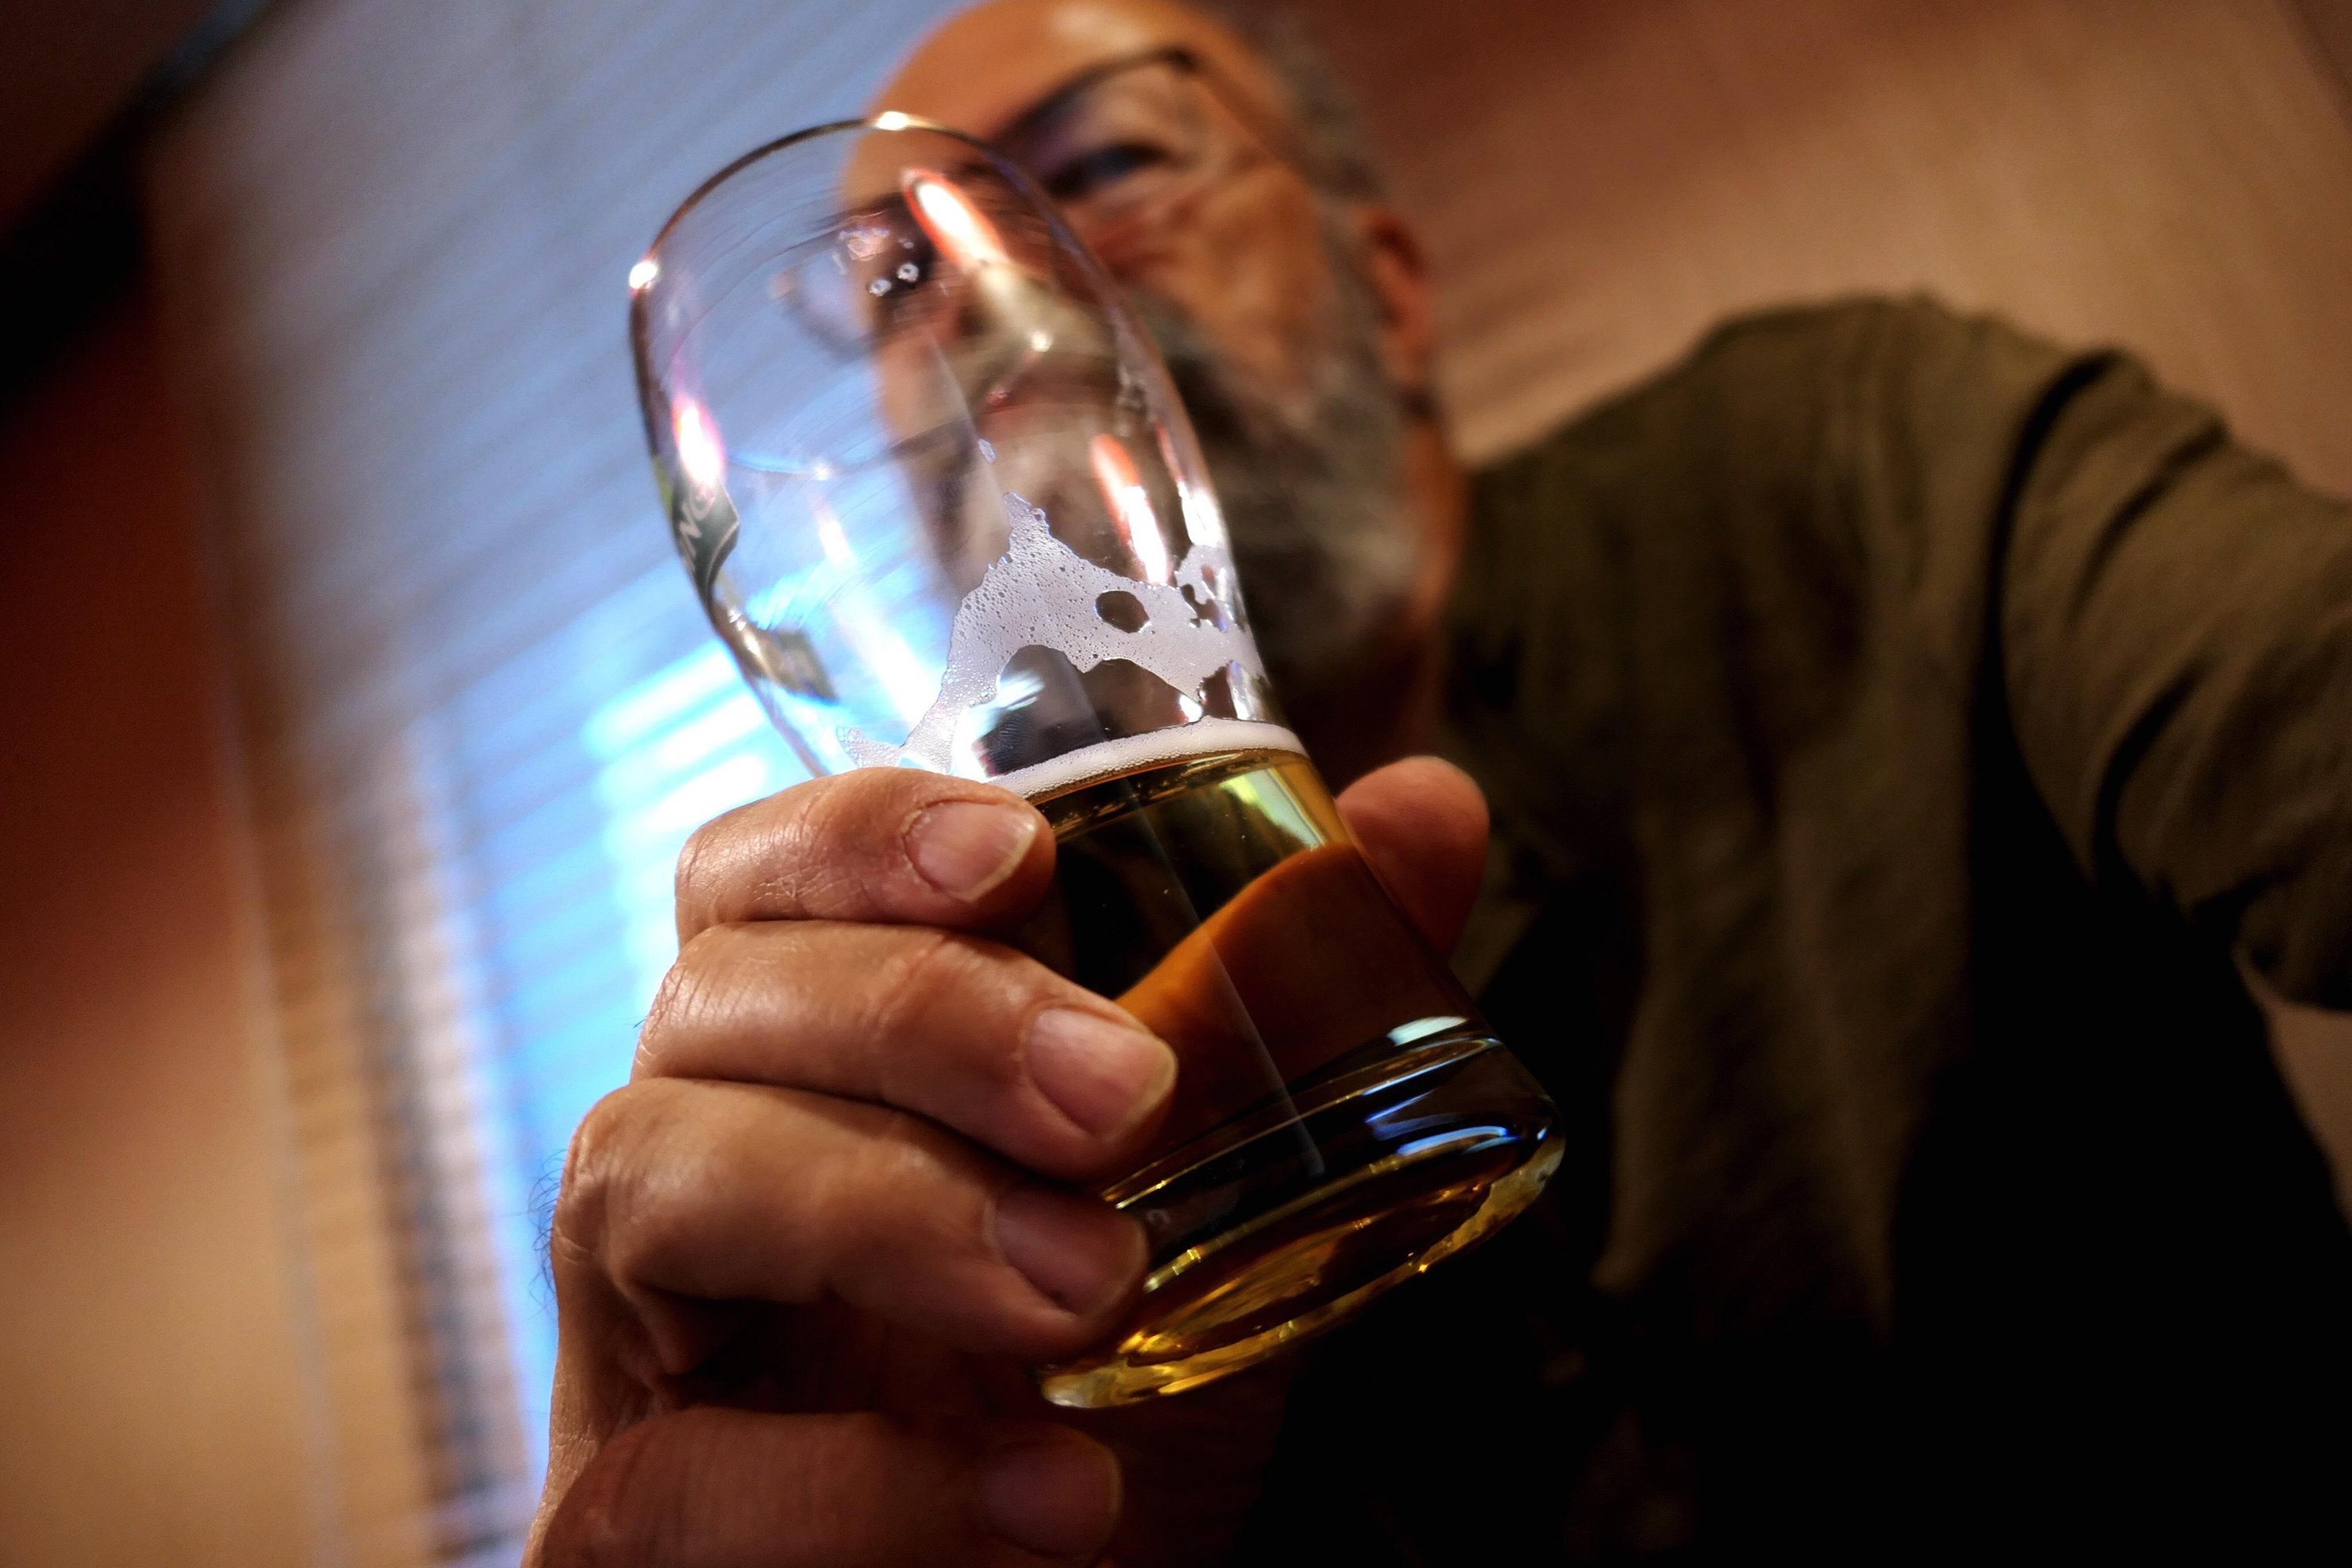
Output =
[{"x1": 525, "y1": 756, "x2": 1488, "y2": 1567}]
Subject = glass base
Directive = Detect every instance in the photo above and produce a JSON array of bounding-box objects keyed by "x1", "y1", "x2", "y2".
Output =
[{"x1": 1034, "y1": 1031, "x2": 1559, "y2": 1408}]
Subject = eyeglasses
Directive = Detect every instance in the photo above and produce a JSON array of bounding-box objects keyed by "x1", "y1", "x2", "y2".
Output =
[
  {"x1": 988, "y1": 48, "x2": 1308, "y2": 246},
  {"x1": 763, "y1": 55, "x2": 1303, "y2": 360}
]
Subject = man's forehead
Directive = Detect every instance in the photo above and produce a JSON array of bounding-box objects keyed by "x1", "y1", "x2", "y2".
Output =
[{"x1": 875, "y1": 0, "x2": 1281, "y2": 143}]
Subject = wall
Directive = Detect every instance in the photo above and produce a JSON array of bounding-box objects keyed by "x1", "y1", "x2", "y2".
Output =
[
  {"x1": 0, "y1": 295, "x2": 321, "y2": 1566},
  {"x1": 1298, "y1": 0, "x2": 2352, "y2": 488}
]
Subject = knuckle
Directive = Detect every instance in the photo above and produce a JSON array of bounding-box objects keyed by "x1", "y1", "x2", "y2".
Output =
[
  {"x1": 867, "y1": 929, "x2": 991, "y2": 1041},
  {"x1": 791, "y1": 775, "x2": 906, "y2": 896},
  {"x1": 671, "y1": 806, "x2": 741, "y2": 916},
  {"x1": 673, "y1": 775, "x2": 828, "y2": 922},
  {"x1": 544, "y1": 1418, "x2": 670, "y2": 1568},
  {"x1": 838, "y1": 1105, "x2": 996, "y2": 1250},
  {"x1": 636, "y1": 928, "x2": 729, "y2": 1069},
  {"x1": 681, "y1": 772, "x2": 913, "y2": 925},
  {"x1": 866, "y1": 932, "x2": 1048, "y2": 1105},
  {"x1": 552, "y1": 1085, "x2": 655, "y2": 1265}
]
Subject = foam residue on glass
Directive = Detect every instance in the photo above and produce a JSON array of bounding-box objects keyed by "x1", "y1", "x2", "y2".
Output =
[
  {"x1": 641, "y1": 132, "x2": 1304, "y2": 801},
  {"x1": 843, "y1": 491, "x2": 1300, "y2": 797}
]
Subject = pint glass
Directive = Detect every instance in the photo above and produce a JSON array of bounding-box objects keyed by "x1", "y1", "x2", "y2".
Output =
[{"x1": 628, "y1": 118, "x2": 1558, "y2": 1406}]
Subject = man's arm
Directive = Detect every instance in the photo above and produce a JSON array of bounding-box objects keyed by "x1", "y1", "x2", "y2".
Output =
[{"x1": 1860, "y1": 299, "x2": 2352, "y2": 1007}]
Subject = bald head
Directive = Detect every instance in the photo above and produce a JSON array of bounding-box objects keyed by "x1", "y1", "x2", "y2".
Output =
[{"x1": 875, "y1": 0, "x2": 1288, "y2": 149}]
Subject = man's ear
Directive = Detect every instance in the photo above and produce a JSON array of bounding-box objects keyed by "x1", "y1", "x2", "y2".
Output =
[{"x1": 1347, "y1": 204, "x2": 1436, "y2": 401}]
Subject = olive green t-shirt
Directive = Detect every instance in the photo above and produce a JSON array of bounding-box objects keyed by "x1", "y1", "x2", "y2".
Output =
[{"x1": 1236, "y1": 298, "x2": 2352, "y2": 1560}]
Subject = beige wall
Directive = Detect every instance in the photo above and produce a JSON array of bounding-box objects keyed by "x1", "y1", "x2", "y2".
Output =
[
  {"x1": 1298, "y1": 0, "x2": 2352, "y2": 488},
  {"x1": 0, "y1": 296, "x2": 321, "y2": 1566}
]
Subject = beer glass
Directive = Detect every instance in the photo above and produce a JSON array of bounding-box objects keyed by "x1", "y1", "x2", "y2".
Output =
[{"x1": 628, "y1": 118, "x2": 1558, "y2": 1406}]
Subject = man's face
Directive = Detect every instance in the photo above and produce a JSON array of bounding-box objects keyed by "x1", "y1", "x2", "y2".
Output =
[{"x1": 877, "y1": 0, "x2": 1420, "y2": 706}]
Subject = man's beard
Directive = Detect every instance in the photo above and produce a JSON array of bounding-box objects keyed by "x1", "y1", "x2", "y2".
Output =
[{"x1": 1125, "y1": 227, "x2": 1418, "y2": 711}]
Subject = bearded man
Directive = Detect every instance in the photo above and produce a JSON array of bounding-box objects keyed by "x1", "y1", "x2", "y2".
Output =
[{"x1": 526, "y1": 2, "x2": 2352, "y2": 1562}]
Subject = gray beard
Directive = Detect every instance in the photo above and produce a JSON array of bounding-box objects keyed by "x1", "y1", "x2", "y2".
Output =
[{"x1": 1126, "y1": 234, "x2": 1417, "y2": 710}]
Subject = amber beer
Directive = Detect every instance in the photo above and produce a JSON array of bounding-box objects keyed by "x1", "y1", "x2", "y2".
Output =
[{"x1": 1017, "y1": 746, "x2": 1559, "y2": 1406}]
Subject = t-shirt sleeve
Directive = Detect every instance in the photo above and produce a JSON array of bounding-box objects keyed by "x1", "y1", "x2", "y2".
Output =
[{"x1": 1853, "y1": 299, "x2": 2352, "y2": 1008}]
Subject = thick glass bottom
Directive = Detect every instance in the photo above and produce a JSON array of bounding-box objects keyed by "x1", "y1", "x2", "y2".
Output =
[{"x1": 1035, "y1": 1030, "x2": 1559, "y2": 1408}]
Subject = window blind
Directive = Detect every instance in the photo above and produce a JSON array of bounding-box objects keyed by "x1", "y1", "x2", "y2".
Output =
[{"x1": 145, "y1": 3, "x2": 957, "y2": 1562}]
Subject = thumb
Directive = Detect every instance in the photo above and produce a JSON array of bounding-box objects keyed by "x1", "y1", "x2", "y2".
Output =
[{"x1": 1334, "y1": 756, "x2": 1489, "y2": 956}]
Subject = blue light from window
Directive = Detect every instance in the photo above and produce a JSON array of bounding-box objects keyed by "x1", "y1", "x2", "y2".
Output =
[
  {"x1": 485, "y1": 637, "x2": 807, "y2": 1491},
  {"x1": 584, "y1": 644, "x2": 808, "y2": 1007}
]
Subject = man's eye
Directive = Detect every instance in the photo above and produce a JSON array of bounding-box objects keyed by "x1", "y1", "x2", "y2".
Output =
[{"x1": 1041, "y1": 141, "x2": 1172, "y2": 203}]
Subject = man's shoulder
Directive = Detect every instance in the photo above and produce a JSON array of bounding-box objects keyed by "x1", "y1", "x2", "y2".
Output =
[
  {"x1": 1485, "y1": 293, "x2": 2071, "y2": 484},
  {"x1": 1675, "y1": 292, "x2": 2074, "y2": 397}
]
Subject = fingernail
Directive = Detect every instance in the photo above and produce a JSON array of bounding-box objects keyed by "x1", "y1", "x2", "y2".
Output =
[
  {"x1": 1025, "y1": 1009, "x2": 1177, "y2": 1142},
  {"x1": 991, "y1": 1187, "x2": 1145, "y2": 1319},
  {"x1": 906, "y1": 800, "x2": 1037, "y2": 901},
  {"x1": 980, "y1": 1436, "x2": 1121, "y2": 1559}
]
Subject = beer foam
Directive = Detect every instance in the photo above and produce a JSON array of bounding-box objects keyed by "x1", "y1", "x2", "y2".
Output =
[
  {"x1": 990, "y1": 717, "x2": 1305, "y2": 801},
  {"x1": 843, "y1": 492, "x2": 1285, "y2": 784}
]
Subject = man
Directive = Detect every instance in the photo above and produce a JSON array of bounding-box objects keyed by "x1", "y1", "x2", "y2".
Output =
[{"x1": 528, "y1": 2, "x2": 2352, "y2": 1561}]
